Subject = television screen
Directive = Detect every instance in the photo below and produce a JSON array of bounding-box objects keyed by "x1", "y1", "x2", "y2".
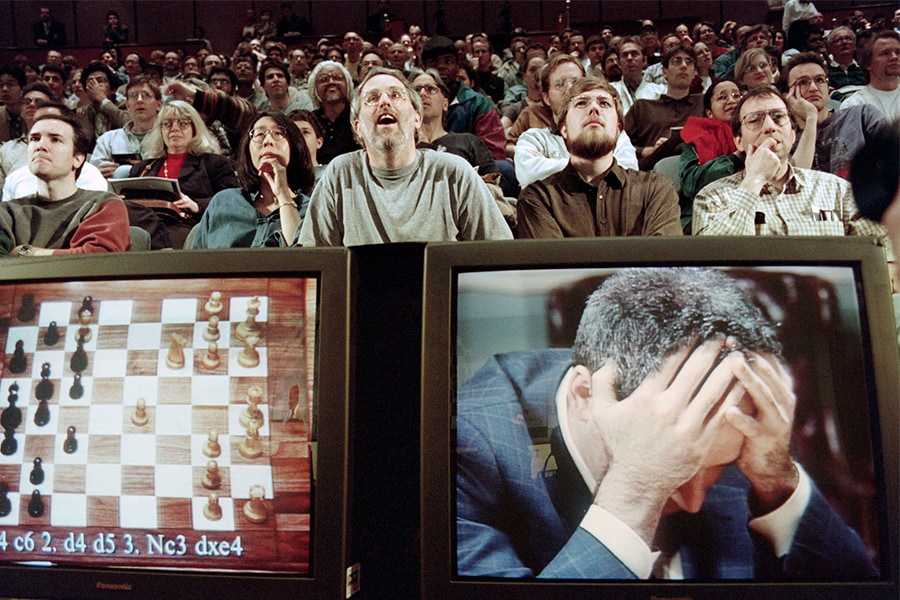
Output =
[
  {"x1": 0, "y1": 248, "x2": 352, "y2": 600},
  {"x1": 421, "y1": 237, "x2": 899, "y2": 599}
]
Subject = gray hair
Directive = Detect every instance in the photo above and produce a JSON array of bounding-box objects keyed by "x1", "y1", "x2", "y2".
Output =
[
  {"x1": 572, "y1": 268, "x2": 782, "y2": 400},
  {"x1": 350, "y1": 66, "x2": 423, "y2": 124},
  {"x1": 307, "y1": 60, "x2": 354, "y2": 109},
  {"x1": 141, "y1": 100, "x2": 221, "y2": 158}
]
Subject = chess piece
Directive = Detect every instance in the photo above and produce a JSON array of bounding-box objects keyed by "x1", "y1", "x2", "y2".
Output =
[
  {"x1": 28, "y1": 489, "x2": 44, "y2": 518},
  {"x1": 69, "y1": 373, "x2": 84, "y2": 400},
  {"x1": 29, "y1": 457, "x2": 44, "y2": 485},
  {"x1": 33, "y1": 398, "x2": 50, "y2": 427},
  {"x1": 205, "y1": 291, "x2": 223, "y2": 316},
  {"x1": 201, "y1": 460, "x2": 221, "y2": 490},
  {"x1": 63, "y1": 425, "x2": 78, "y2": 454},
  {"x1": 242, "y1": 484, "x2": 268, "y2": 524},
  {"x1": 70, "y1": 335, "x2": 88, "y2": 373},
  {"x1": 1, "y1": 428, "x2": 17, "y2": 456},
  {"x1": 204, "y1": 493, "x2": 223, "y2": 521},
  {"x1": 75, "y1": 309, "x2": 92, "y2": 343},
  {"x1": 80, "y1": 296, "x2": 94, "y2": 316},
  {"x1": 203, "y1": 430, "x2": 221, "y2": 458},
  {"x1": 17, "y1": 293, "x2": 36, "y2": 323},
  {"x1": 8, "y1": 339, "x2": 27, "y2": 374},
  {"x1": 1, "y1": 384, "x2": 22, "y2": 431},
  {"x1": 166, "y1": 333, "x2": 188, "y2": 370},
  {"x1": 288, "y1": 384, "x2": 306, "y2": 423},
  {"x1": 132, "y1": 398, "x2": 149, "y2": 427},
  {"x1": 234, "y1": 296, "x2": 261, "y2": 342},
  {"x1": 43, "y1": 320, "x2": 60, "y2": 347},
  {"x1": 203, "y1": 315, "x2": 221, "y2": 342},
  {"x1": 201, "y1": 341, "x2": 220, "y2": 370},
  {"x1": 237, "y1": 335, "x2": 260, "y2": 368},
  {"x1": 240, "y1": 384, "x2": 265, "y2": 429},
  {"x1": 238, "y1": 421, "x2": 263, "y2": 459},
  {"x1": 0, "y1": 481, "x2": 10, "y2": 517},
  {"x1": 35, "y1": 362, "x2": 54, "y2": 401}
]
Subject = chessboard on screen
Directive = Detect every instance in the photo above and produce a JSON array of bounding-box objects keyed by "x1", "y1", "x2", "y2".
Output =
[{"x1": 0, "y1": 277, "x2": 316, "y2": 574}]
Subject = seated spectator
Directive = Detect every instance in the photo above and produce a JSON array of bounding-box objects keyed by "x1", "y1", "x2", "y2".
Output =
[
  {"x1": 91, "y1": 76, "x2": 162, "y2": 179},
  {"x1": 693, "y1": 86, "x2": 887, "y2": 245},
  {"x1": 678, "y1": 79, "x2": 743, "y2": 232},
  {"x1": 358, "y1": 49, "x2": 385, "y2": 83},
  {"x1": 692, "y1": 40, "x2": 715, "y2": 93},
  {"x1": 610, "y1": 37, "x2": 664, "y2": 114},
  {"x1": 471, "y1": 38, "x2": 505, "y2": 105},
  {"x1": 840, "y1": 30, "x2": 900, "y2": 122},
  {"x1": 103, "y1": 10, "x2": 129, "y2": 45},
  {"x1": 79, "y1": 63, "x2": 129, "y2": 145},
  {"x1": 288, "y1": 109, "x2": 326, "y2": 179},
  {"x1": 2, "y1": 102, "x2": 108, "y2": 201},
  {"x1": 128, "y1": 101, "x2": 237, "y2": 249},
  {"x1": 694, "y1": 21, "x2": 728, "y2": 58},
  {"x1": 780, "y1": 52, "x2": 888, "y2": 178},
  {"x1": 0, "y1": 65, "x2": 25, "y2": 143},
  {"x1": 643, "y1": 33, "x2": 685, "y2": 86},
  {"x1": 190, "y1": 112, "x2": 314, "y2": 249},
  {"x1": 501, "y1": 54, "x2": 545, "y2": 133},
  {"x1": 296, "y1": 68, "x2": 512, "y2": 246},
  {"x1": 517, "y1": 77, "x2": 681, "y2": 238},
  {"x1": 65, "y1": 68, "x2": 88, "y2": 110},
  {"x1": 625, "y1": 44, "x2": 704, "y2": 170},
  {"x1": 258, "y1": 60, "x2": 313, "y2": 115},
  {"x1": 412, "y1": 69, "x2": 501, "y2": 188},
  {"x1": 308, "y1": 61, "x2": 358, "y2": 164},
  {"x1": 825, "y1": 26, "x2": 867, "y2": 90},
  {"x1": 39, "y1": 65, "x2": 66, "y2": 100},
  {"x1": 714, "y1": 24, "x2": 771, "y2": 79},
  {"x1": 0, "y1": 82, "x2": 54, "y2": 190},
  {"x1": 735, "y1": 47, "x2": 778, "y2": 91},
  {"x1": 0, "y1": 113, "x2": 129, "y2": 256}
]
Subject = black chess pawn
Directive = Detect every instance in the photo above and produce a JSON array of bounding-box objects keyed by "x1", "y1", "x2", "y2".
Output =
[
  {"x1": 80, "y1": 296, "x2": 94, "y2": 316},
  {"x1": 0, "y1": 481, "x2": 11, "y2": 517},
  {"x1": 33, "y1": 398, "x2": 50, "y2": 428},
  {"x1": 69, "y1": 373, "x2": 84, "y2": 400},
  {"x1": 69, "y1": 336, "x2": 88, "y2": 374},
  {"x1": 17, "y1": 293, "x2": 36, "y2": 323},
  {"x1": 0, "y1": 428, "x2": 16, "y2": 456},
  {"x1": 27, "y1": 489, "x2": 44, "y2": 518},
  {"x1": 8, "y1": 339, "x2": 27, "y2": 374},
  {"x1": 63, "y1": 425, "x2": 78, "y2": 454},
  {"x1": 43, "y1": 321, "x2": 60, "y2": 347},
  {"x1": 29, "y1": 457, "x2": 44, "y2": 485},
  {"x1": 35, "y1": 362, "x2": 54, "y2": 401}
]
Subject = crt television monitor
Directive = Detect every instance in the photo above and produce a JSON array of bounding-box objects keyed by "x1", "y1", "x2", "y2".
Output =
[
  {"x1": 421, "y1": 237, "x2": 899, "y2": 600},
  {"x1": 0, "y1": 248, "x2": 352, "y2": 600}
]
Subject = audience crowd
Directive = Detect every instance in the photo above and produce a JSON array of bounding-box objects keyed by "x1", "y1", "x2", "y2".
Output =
[{"x1": 0, "y1": 3, "x2": 897, "y2": 270}]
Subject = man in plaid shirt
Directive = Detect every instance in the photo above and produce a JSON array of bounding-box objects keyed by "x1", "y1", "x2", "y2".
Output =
[{"x1": 692, "y1": 86, "x2": 888, "y2": 244}]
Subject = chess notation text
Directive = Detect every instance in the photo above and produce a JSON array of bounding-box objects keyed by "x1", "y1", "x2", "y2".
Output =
[{"x1": 0, "y1": 529, "x2": 244, "y2": 557}]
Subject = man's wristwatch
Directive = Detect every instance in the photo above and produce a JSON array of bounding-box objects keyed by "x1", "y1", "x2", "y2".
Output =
[{"x1": 16, "y1": 245, "x2": 32, "y2": 257}]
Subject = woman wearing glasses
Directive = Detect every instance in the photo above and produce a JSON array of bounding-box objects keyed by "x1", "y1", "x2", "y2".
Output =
[
  {"x1": 189, "y1": 112, "x2": 315, "y2": 249},
  {"x1": 677, "y1": 79, "x2": 744, "y2": 233},
  {"x1": 128, "y1": 100, "x2": 237, "y2": 249},
  {"x1": 735, "y1": 48, "x2": 779, "y2": 91}
]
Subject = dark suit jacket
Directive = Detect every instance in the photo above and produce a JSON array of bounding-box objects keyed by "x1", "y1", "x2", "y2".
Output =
[
  {"x1": 456, "y1": 349, "x2": 878, "y2": 579},
  {"x1": 127, "y1": 153, "x2": 237, "y2": 249},
  {"x1": 32, "y1": 19, "x2": 67, "y2": 47}
]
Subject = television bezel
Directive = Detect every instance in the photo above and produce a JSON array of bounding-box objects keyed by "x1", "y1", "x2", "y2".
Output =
[
  {"x1": 421, "y1": 236, "x2": 900, "y2": 600},
  {"x1": 0, "y1": 248, "x2": 353, "y2": 600}
]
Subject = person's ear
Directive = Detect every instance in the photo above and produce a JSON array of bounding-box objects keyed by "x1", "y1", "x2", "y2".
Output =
[
  {"x1": 559, "y1": 121, "x2": 568, "y2": 141},
  {"x1": 567, "y1": 365, "x2": 595, "y2": 421},
  {"x1": 72, "y1": 152, "x2": 86, "y2": 171}
]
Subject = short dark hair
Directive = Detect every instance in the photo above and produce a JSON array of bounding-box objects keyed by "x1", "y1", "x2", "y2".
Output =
[
  {"x1": 106, "y1": 10, "x2": 119, "y2": 19},
  {"x1": 662, "y1": 43, "x2": 697, "y2": 68},
  {"x1": 21, "y1": 81, "x2": 54, "y2": 101},
  {"x1": 80, "y1": 62, "x2": 121, "y2": 90},
  {"x1": 235, "y1": 112, "x2": 316, "y2": 196},
  {"x1": 258, "y1": 60, "x2": 291, "y2": 86},
  {"x1": 702, "y1": 78, "x2": 738, "y2": 112},
  {"x1": 730, "y1": 85, "x2": 793, "y2": 136},
  {"x1": 572, "y1": 268, "x2": 781, "y2": 400},
  {"x1": 778, "y1": 51, "x2": 828, "y2": 91},
  {"x1": 32, "y1": 112, "x2": 92, "y2": 177},
  {"x1": 556, "y1": 76, "x2": 623, "y2": 128},
  {"x1": 288, "y1": 109, "x2": 324, "y2": 138},
  {"x1": 0, "y1": 64, "x2": 26, "y2": 88},
  {"x1": 125, "y1": 75, "x2": 162, "y2": 100},
  {"x1": 208, "y1": 67, "x2": 238, "y2": 90}
]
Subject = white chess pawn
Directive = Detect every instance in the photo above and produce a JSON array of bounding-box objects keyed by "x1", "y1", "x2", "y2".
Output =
[
  {"x1": 203, "y1": 429, "x2": 221, "y2": 458},
  {"x1": 202, "y1": 340, "x2": 221, "y2": 369},
  {"x1": 242, "y1": 484, "x2": 268, "y2": 524},
  {"x1": 204, "y1": 493, "x2": 223, "y2": 521},
  {"x1": 132, "y1": 398, "x2": 149, "y2": 427},
  {"x1": 205, "y1": 291, "x2": 223, "y2": 316}
]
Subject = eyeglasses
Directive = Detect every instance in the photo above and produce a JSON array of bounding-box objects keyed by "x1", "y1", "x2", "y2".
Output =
[
  {"x1": 362, "y1": 87, "x2": 408, "y2": 106},
  {"x1": 128, "y1": 91, "x2": 154, "y2": 100},
  {"x1": 210, "y1": 78, "x2": 231, "y2": 86},
  {"x1": 741, "y1": 109, "x2": 790, "y2": 130},
  {"x1": 712, "y1": 90, "x2": 743, "y2": 102},
  {"x1": 0, "y1": 82, "x2": 20, "y2": 90},
  {"x1": 829, "y1": 35, "x2": 855, "y2": 45},
  {"x1": 414, "y1": 84, "x2": 441, "y2": 96},
  {"x1": 668, "y1": 56, "x2": 695, "y2": 66},
  {"x1": 248, "y1": 126, "x2": 287, "y2": 144},
  {"x1": 161, "y1": 118, "x2": 192, "y2": 130},
  {"x1": 551, "y1": 77, "x2": 580, "y2": 91},
  {"x1": 21, "y1": 97, "x2": 45, "y2": 105},
  {"x1": 570, "y1": 94, "x2": 617, "y2": 111},
  {"x1": 790, "y1": 76, "x2": 828, "y2": 91},
  {"x1": 743, "y1": 61, "x2": 772, "y2": 74},
  {"x1": 316, "y1": 73, "x2": 344, "y2": 85}
]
